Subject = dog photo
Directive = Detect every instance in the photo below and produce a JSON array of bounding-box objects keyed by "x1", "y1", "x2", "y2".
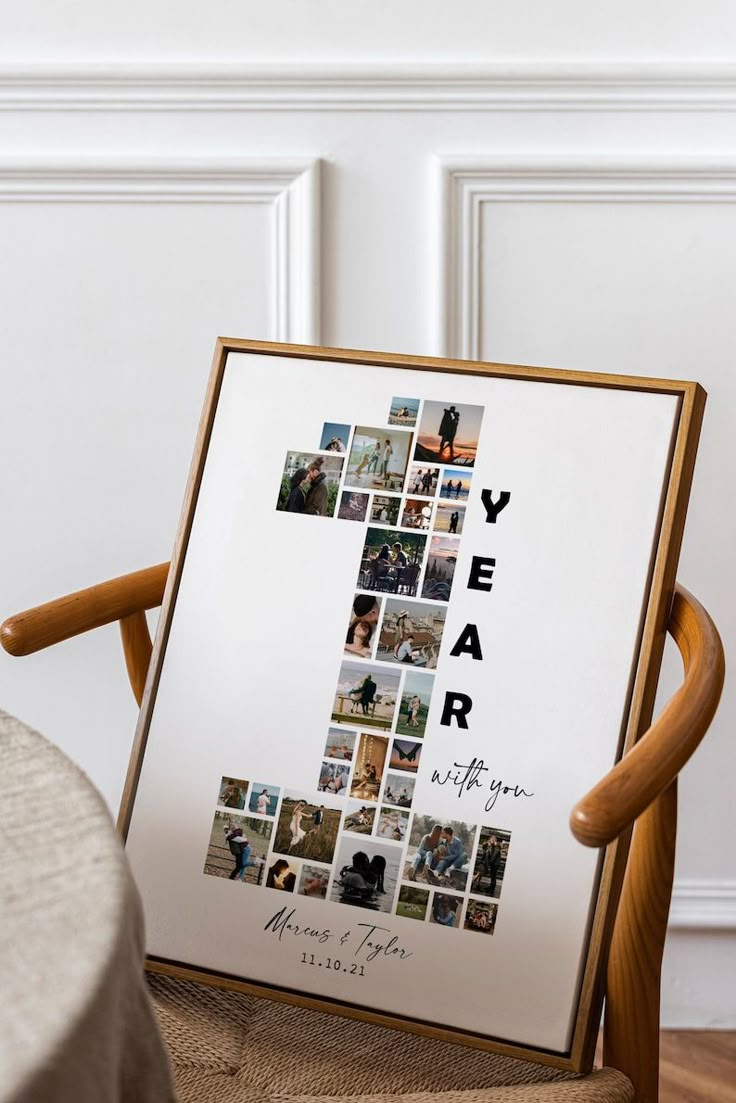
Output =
[{"x1": 345, "y1": 426, "x2": 412, "y2": 493}]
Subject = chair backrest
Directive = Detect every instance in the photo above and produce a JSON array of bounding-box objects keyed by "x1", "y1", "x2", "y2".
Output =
[
  {"x1": 570, "y1": 585, "x2": 724, "y2": 1102},
  {"x1": 0, "y1": 569, "x2": 725, "y2": 1103}
]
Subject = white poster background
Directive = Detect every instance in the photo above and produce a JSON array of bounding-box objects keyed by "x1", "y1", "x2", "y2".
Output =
[{"x1": 125, "y1": 352, "x2": 679, "y2": 1053}]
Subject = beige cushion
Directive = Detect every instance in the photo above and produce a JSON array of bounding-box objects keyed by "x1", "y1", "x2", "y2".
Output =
[
  {"x1": 0, "y1": 711, "x2": 175, "y2": 1103},
  {"x1": 149, "y1": 973, "x2": 633, "y2": 1102}
]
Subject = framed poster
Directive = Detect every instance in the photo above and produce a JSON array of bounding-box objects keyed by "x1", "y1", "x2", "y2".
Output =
[{"x1": 121, "y1": 340, "x2": 703, "y2": 1072}]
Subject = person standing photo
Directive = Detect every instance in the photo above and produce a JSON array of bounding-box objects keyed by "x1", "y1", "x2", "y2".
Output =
[{"x1": 304, "y1": 457, "x2": 328, "y2": 515}]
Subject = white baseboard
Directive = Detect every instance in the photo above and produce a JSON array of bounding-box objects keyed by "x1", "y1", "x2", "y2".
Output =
[
  {"x1": 669, "y1": 878, "x2": 736, "y2": 930},
  {"x1": 662, "y1": 881, "x2": 736, "y2": 1028}
]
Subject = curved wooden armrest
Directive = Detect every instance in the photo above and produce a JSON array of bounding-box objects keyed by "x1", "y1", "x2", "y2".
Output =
[
  {"x1": 0, "y1": 563, "x2": 170, "y2": 657},
  {"x1": 571, "y1": 584, "x2": 725, "y2": 848}
]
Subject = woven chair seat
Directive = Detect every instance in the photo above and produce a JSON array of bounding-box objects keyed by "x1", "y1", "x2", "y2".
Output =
[{"x1": 148, "y1": 974, "x2": 633, "y2": 1103}]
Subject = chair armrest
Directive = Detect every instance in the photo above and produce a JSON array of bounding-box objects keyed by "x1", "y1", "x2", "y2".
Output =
[
  {"x1": 571, "y1": 584, "x2": 725, "y2": 848},
  {"x1": 1, "y1": 563, "x2": 170, "y2": 657}
]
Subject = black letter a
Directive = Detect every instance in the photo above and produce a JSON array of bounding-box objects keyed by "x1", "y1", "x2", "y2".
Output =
[{"x1": 449, "y1": 624, "x2": 483, "y2": 661}]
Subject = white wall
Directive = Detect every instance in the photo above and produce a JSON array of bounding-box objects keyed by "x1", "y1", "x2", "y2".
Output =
[{"x1": 0, "y1": 1, "x2": 733, "y2": 1028}]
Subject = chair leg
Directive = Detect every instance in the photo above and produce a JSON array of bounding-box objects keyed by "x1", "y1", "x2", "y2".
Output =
[{"x1": 604, "y1": 779, "x2": 678, "y2": 1103}]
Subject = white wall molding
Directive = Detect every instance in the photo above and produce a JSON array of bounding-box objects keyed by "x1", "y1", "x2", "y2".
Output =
[
  {"x1": 0, "y1": 158, "x2": 320, "y2": 343},
  {"x1": 1, "y1": 64, "x2": 736, "y2": 112},
  {"x1": 437, "y1": 158, "x2": 736, "y2": 359},
  {"x1": 669, "y1": 879, "x2": 736, "y2": 930}
]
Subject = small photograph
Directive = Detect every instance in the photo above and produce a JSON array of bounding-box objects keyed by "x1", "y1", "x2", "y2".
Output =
[
  {"x1": 276, "y1": 451, "x2": 344, "y2": 517},
  {"x1": 376, "y1": 806, "x2": 410, "y2": 842},
  {"x1": 396, "y1": 884, "x2": 429, "y2": 922},
  {"x1": 298, "y1": 864, "x2": 331, "y2": 899},
  {"x1": 345, "y1": 593, "x2": 382, "y2": 659},
  {"x1": 204, "y1": 810, "x2": 271, "y2": 885},
  {"x1": 464, "y1": 898, "x2": 498, "y2": 935},
  {"x1": 273, "y1": 793, "x2": 342, "y2": 863},
  {"x1": 357, "y1": 528, "x2": 427, "y2": 597},
  {"x1": 319, "y1": 422, "x2": 351, "y2": 453},
  {"x1": 345, "y1": 426, "x2": 413, "y2": 493},
  {"x1": 430, "y1": 893, "x2": 463, "y2": 929},
  {"x1": 389, "y1": 738, "x2": 423, "y2": 774},
  {"x1": 318, "y1": 760, "x2": 351, "y2": 796},
  {"x1": 400, "y1": 497, "x2": 433, "y2": 531},
  {"x1": 332, "y1": 660, "x2": 400, "y2": 731},
  {"x1": 343, "y1": 800, "x2": 376, "y2": 835},
  {"x1": 407, "y1": 465, "x2": 439, "y2": 498},
  {"x1": 382, "y1": 772, "x2": 415, "y2": 808},
  {"x1": 217, "y1": 776, "x2": 248, "y2": 810},
  {"x1": 324, "y1": 729, "x2": 356, "y2": 761},
  {"x1": 349, "y1": 732, "x2": 389, "y2": 800},
  {"x1": 389, "y1": 397, "x2": 420, "y2": 427},
  {"x1": 338, "y1": 490, "x2": 369, "y2": 522},
  {"x1": 247, "y1": 783, "x2": 279, "y2": 817},
  {"x1": 414, "y1": 400, "x2": 484, "y2": 468},
  {"x1": 377, "y1": 599, "x2": 446, "y2": 670},
  {"x1": 395, "y1": 670, "x2": 434, "y2": 738},
  {"x1": 470, "y1": 827, "x2": 511, "y2": 900},
  {"x1": 439, "y1": 469, "x2": 472, "y2": 502},
  {"x1": 404, "y1": 815, "x2": 477, "y2": 892},
  {"x1": 421, "y1": 535, "x2": 461, "y2": 603},
  {"x1": 369, "y1": 494, "x2": 401, "y2": 526},
  {"x1": 330, "y1": 836, "x2": 400, "y2": 912},
  {"x1": 265, "y1": 857, "x2": 298, "y2": 892},
  {"x1": 434, "y1": 501, "x2": 466, "y2": 535}
]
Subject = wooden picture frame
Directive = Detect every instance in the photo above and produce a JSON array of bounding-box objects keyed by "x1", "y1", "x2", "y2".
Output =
[{"x1": 120, "y1": 339, "x2": 704, "y2": 1072}]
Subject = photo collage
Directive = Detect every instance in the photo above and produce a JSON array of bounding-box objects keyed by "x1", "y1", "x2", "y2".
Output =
[{"x1": 204, "y1": 394, "x2": 511, "y2": 934}]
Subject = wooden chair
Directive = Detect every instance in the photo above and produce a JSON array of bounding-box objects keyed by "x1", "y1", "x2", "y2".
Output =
[{"x1": 1, "y1": 565, "x2": 724, "y2": 1103}]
